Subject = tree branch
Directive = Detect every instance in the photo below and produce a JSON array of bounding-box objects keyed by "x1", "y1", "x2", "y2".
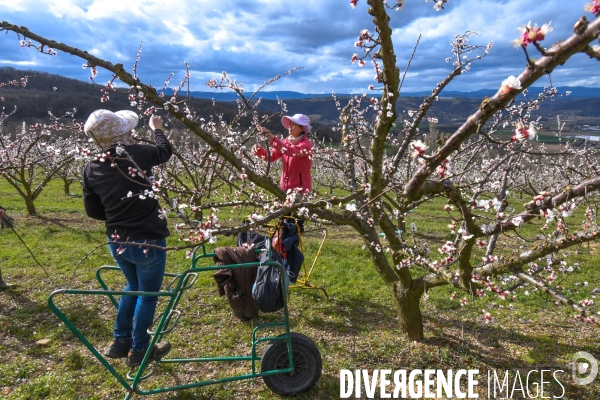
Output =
[
  {"x1": 404, "y1": 15, "x2": 600, "y2": 202},
  {"x1": 0, "y1": 21, "x2": 286, "y2": 199}
]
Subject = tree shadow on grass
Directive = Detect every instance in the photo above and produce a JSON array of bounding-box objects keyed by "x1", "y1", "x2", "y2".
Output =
[
  {"x1": 2, "y1": 285, "x2": 45, "y2": 313},
  {"x1": 3, "y1": 287, "x2": 114, "y2": 345},
  {"x1": 420, "y1": 315, "x2": 600, "y2": 398},
  {"x1": 1, "y1": 287, "x2": 110, "y2": 359},
  {"x1": 34, "y1": 214, "x2": 99, "y2": 241},
  {"x1": 424, "y1": 314, "x2": 599, "y2": 365},
  {"x1": 289, "y1": 289, "x2": 398, "y2": 334},
  {"x1": 36, "y1": 215, "x2": 71, "y2": 229},
  {"x1": 289, "y1": 291, "x2": 600, "y2": 398}
]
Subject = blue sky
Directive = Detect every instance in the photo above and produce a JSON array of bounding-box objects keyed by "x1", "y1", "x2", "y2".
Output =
[{"x1": 0, "y1": 0, "x2": 598, "y2": 95}]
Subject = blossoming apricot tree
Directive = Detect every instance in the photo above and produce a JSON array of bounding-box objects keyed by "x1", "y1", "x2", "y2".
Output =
[
  {"x1": 1, "y1": 0, "x2": 600, "y2": 340},
  {"x1": 0, "y1": 108, "x2": 80, "y2": 215}
]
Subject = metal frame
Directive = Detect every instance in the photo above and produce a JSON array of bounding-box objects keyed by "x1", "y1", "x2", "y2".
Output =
[
  {"x1": 270, "y1": 216, "x2": 329, "y2": 298},
  {"x1": 48, "y1": 243, "x2": 295, "y2": 399}
]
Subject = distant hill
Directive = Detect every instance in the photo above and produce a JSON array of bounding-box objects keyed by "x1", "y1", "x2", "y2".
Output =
[
  {"x1": 253, "y1": 96, "x2": 600, "y2": 131},
  {"x1": 400, "y1": 86, "x2": 600, "y2": 99},
  {"x1": 0, "y1": 67, "x2": 337, "y2": 140},
  {"x1": 166, "y1": 90, "x2": 334, "y2": 101},
  {"x1": 1, "y1": 67, "x2": 598, "y2": 141},
  {"x1": 171, "y1": 86, "x2": 600, "y2": 101}
]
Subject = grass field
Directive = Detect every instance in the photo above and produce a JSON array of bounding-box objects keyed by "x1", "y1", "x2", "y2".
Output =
[{"x1": 1, "y1": 179, "x2": 599, "y2": 399}]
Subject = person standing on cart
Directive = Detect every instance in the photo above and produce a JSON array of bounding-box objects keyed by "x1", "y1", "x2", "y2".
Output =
[
  {"x1": 82, "y1": 110, "x2": 173, "y2": 367},
  {"x1": 253, "y1": 114, "x2": 314, "y2": 232}
]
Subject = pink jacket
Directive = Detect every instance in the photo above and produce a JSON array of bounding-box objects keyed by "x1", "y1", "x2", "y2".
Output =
[{"x1": 254, "y1": 135, "x2": 313, "y2": 192}]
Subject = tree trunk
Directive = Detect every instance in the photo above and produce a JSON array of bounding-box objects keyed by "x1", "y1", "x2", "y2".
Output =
[
  {"x1": 391, "y1": 281, "x2": 424, "y2": 341},
  {"x1": 362, "y1": 224, "x2": 423, "y2": 341},
  {"x1": 25, "y1": 198, "x2": 36, "y2": 216},
  {"x1": 63, "y1": 178, "x2": 70, "y2": 195},
  {"x1": 194, "y1": 198, "x2": 202, "y2": 221}
]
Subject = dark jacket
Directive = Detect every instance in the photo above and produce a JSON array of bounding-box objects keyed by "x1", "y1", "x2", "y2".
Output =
[
  {"x1": 276, "y1": 221, "x2": 304, "y2": 283},
  {"x1": 213, "y1": 247, "x2": 259, "y2": 318},
  {"x1": 82, "y1": 129, "x2": 172, "y2": 240},
  {"x1": 237, "y1": 230, "x2": 267, "y2": 249}
]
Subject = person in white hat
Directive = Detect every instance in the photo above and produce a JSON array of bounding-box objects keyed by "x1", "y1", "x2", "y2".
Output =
[
  {"x1": 253, "y1": 113, "x2": 314, "y2": 194},
  {"x1": 82, "y1": 110, "x2": 172, "y2": 367}
]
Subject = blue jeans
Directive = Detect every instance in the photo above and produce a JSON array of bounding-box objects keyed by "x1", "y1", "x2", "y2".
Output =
[{"x1": 108, "y1": 238, "x2": 167, "y2": 352}]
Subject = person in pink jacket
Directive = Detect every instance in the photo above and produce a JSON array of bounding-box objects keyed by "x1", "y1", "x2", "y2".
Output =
[{"x1": 253, "y1": 114, "x2": 314, "y2": 194}]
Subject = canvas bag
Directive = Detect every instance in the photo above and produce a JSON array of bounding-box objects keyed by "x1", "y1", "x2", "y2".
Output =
[{"x1": 251, "y1": 241, "x2": 288, "y2": 313}]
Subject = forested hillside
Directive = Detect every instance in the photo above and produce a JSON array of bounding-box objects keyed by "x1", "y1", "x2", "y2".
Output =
[
  {"x1": 1, "y1": 67, "x2": 599, "y2": 141},
  {"x1": 0, "y1": 67, "x2": 337, "y2": 140}
]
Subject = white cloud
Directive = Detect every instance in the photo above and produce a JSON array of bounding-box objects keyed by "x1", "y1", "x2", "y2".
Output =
[
  {"x1": 161, "y1": 20, "x2": 206, "y2": 49},
  {"x1": 0, "y1": 60, "x2": 37, "y2": 66},
  {"x1": 46, "y1": 0, "x2": 87, "y2": 19},
  {"x1": 0, "y1": 0, "x2": 28, "y2": 11},
  {"x1": 0, "y1": 0, "x2": 596, "y2": 94},
  {"x1": 568, "y1": 77, "x2": 600, "y2": 86}
]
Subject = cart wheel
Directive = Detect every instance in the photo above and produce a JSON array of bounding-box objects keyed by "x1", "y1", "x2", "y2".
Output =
[
  {"x1": 261, "y1": 332, "x2": 322, "y2": 396},
  {"x1": 232, "y1": 309, "x2": 254, "y2": 321}
]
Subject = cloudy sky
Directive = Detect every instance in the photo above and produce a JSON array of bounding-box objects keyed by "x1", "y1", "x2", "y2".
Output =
[{"x1": 0, "y1": 0, "x2": 598, "y2": 95}]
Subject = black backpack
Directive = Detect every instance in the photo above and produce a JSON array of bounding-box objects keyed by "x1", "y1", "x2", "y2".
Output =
[
  {"x1": 252, "y1": 245, "x2": 287, "y2": 313},
  {"x1": 237, "y1": 230, "x2": 266, "y2": 250}
]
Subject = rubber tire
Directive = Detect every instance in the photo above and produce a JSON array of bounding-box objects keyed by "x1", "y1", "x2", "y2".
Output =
[
  {"x1": 232, "y1": 309, "x2": 254, "y2": 321},
  {"x1": 261, "y1": 332, "x2": 322, "y2": 396}
]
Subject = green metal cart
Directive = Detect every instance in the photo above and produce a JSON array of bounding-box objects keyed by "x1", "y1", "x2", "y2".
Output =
[{"x1": 48, "y1": 242, "x2": 322, "y2": 399}]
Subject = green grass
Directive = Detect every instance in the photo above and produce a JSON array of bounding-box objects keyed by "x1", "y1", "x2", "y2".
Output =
[{"x1": 1, "y1": 179, "x2": 599, "y2": 399}]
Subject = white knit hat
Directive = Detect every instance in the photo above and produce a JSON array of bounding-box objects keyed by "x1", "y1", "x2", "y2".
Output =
[
  {"x1": 281, "y1": 114, "x2": 311, "y2": 133},
  {"x1": 84, "y1": 109, "x2": 139, "y2": 148}
]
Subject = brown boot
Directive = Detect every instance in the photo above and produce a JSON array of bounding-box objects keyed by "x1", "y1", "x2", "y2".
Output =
[{"x1": 126, "y1": 342, "x2": 171, "y2": 367}]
